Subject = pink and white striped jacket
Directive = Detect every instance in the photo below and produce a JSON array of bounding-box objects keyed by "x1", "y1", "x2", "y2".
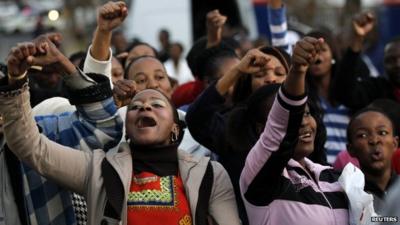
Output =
[{"x1": 240, "y1": 87, "x2": 349, "y2": 225}]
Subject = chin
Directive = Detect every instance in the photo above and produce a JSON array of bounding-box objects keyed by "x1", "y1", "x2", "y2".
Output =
[{"x1": 294, "y1": 144, "x2": 315, "y2": 158}]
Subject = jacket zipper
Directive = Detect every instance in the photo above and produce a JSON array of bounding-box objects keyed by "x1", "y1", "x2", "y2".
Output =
[{"x1": 302, "y1": 168, "x2": 337, "y2": 225}]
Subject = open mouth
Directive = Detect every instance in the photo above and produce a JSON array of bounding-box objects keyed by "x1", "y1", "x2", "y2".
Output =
[
  {"x1": 136, "y1": 116, "x2": 157, "y2": 128},
  {"x1": 314, "y1": 59, "x2": 322, "y2": 65},
  {"x1": 298, "y1": 129, "x2": 313, "y2": 143},
  {"x1": 371, "y1": 148, "x2": 383, "y2": 161}
]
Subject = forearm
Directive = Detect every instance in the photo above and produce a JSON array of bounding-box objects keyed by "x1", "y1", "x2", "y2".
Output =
[
  {"x1": 215, "y1": 68, "x2": 241, "y2": 96},
  {"x1": 83, "y1": 45, "x2": 112, "y2": 83},
  {"x1": 240, "y1": 87, "x2": 306, "y2": 198},
  {"x1": 91, "y1": 28, "x2": 112, "y2": 61},
  {"x1": 268, "y1": 3, "x2": 291, "y2": 53}
]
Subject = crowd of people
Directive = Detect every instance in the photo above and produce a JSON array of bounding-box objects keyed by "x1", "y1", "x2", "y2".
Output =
[{"x1": 1, "y1": 0, "x2": 400, "y2": 225}]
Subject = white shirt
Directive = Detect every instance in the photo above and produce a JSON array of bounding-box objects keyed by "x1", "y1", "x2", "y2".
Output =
[{"x1": 164, "y1": 59, "x2": 194, "y2": 85}]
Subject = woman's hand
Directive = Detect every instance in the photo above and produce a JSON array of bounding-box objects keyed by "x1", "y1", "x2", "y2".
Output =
[
  {"x1": 236, "y1": 49, "x2": 272, "y2": 74},
  {"x1": 216, "y1": 49, "x2": 271, "y2": 96},
  {"x1": 206, "y1": 9, "x2": 227, "y2": 48},
  {"x1": 7, "y1": 42, "x2": 37, "y2": 78},
  {"x1": 113, "y1": 79, "x2": 137, "y2": 108},
  {"x1": 285, "y1": 37, "x2": 324, "y2": 96},
  {"x1": 291, "y1": 37, "x2": 324, "y2": 74},
  {"x1": 351, "y1": 12, "x2": 375, "y2": 52},
  {"x1": 31, "y1": 35, "x2": 77, "y2": 76},
  {"x1": 97, "y1": 1, "x2": 128, "y2": 33}
]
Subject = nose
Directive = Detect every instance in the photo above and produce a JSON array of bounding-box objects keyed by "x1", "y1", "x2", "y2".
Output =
[
  {"x1": 263, "y1": 73, "x2": 277, "y2": 85},
  {"x1": 147, "y1": 78, "x2": 159, "y2": 90},
  {"x1": 368, "y1": 134, "x2": 380, "y2": 145},
  {"x1": 139, "y1": 102, "x2": 152, "y2": 111}
]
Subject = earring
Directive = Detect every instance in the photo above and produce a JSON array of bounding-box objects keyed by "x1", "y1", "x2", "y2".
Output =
[
  {"x1": 170, "y1": 132, "x2": 178, "y2": 143},
  {"x1": 331, "y1": 59, "x2": 336, "y2": 65}
]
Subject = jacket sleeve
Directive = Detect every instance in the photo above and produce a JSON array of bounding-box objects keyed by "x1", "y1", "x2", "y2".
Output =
[
  {"x1": 0, "y1": 82, "x2": 91, "y2": 195},
  {"x1": 240, "y1": 87, "x2": 306, "y2": 206},
  {"x1": 185, "y1": 83, "x2": 229, "y2": 156},
  {"x1": 268, "y1": 4, "x2": 291, "y2": 54},
  {"x1": 36, "y1": 73, "x2": 123, "y2": 151},
  {"x1": 209, "y1": 161, "x2": 241, "y2": 225},
  {"x1": 83, "y1": 45, "x2": 113, "y2": 87},
  {"x1": 332, "y1": 48, "x2": 387, "y2": 110}
]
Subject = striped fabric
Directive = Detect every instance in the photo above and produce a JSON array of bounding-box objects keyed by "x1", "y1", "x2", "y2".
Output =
[
  {"x1": 319, "y1": 97, "x2": 350, "y2": 164},
  {"x1": 268, "y1": 5, "x2": 292, "y2": 54},
  {"x1": 21, "y1": 96, "x2": 123, "y2": 225},
  {"x1": 240, "y1": 88, "x2": 349, "y2": 225}
]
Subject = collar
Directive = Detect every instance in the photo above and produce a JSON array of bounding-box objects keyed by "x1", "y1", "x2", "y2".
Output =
[
  {"x1": 130, "y1": 142, "x2": 179, "y2": 177},
  {"x1": 365, "y1": 172, "x2": 398, "y2": 199}
]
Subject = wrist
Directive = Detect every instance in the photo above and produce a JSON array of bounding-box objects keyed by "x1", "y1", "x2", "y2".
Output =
[
  {"x1": 8, "y1": 70, "x2": 27, "y2": 80},
  {"x1": 96, "y1": 26, "x2": 113, "y2": 35},
  {"x1": 59, "y1": 56, "x2": 77, "y2": 75},
  {"x1": 350, "y1": 35, "x2": 364, "y2": 52}
]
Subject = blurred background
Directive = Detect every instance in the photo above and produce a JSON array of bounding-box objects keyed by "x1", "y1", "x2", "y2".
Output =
[{"x1": 1, "y1": 0, "x2": 400, "y2": 74}]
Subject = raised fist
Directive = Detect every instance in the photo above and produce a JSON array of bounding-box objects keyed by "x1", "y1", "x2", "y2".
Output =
[
  {"x1": 206, "y1": 9, "x2": 227, "y2": 47},
  {"x1": 97, "y1": 1, "x2": 128, "y2": 32},
  {"x1": 352, "y1": 12, "x2": 375, "y2": 37},
  {"x1": 7, "y1": 42, "x2": 37, "y2": 77},
  {"x1": 292, "y1": 37, "x2": 325, "y2": 73},
  {"x1": 113, "y1": 79, "x2": 137, "y2": 108},
  {"x1": 236, "y1": 49, "x2": 272, "y2": 74}
]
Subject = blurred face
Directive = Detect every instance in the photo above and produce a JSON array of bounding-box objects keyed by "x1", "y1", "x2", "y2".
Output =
[
  {"x1": 384, "y1": 41, "x2": 400, "y2": 86},
  {"x1": 126, "y1": 45, "x2": 157, "y2": 67},
  {"x1": 348, "y1": 111, "x2": 398, "y2": 175},
  {"x1": 29, "y1": 67, "x2": 61, "y2": 88},
  {"x1": 159, "y1": 31, "x2": 169, "y2": 47},
  {"x1": 309, "y1": 43, "x2": 333, "y2": 77},
  {"x1": 111, "y1": 57, "x2": 124, "y2": 84},
  {"x1": 251, "y1": 55, "x2": 286, "y2": 92},
  {"x1": 169, "y1": 44, "x2": 182, "y2": 61},
  {"x1": 112, "y1": 33, "x2": 128, "y2": 54},
  {"x1": 204, "y1": 57, "x2": 240, "y2": 88},
  {"x1": 293, "y1": 105, "x2": 317, "y2": 160},
  {"x1": 127, "y1": 57, "x2": 173, "y2": 98},
  {"x1": 126, "y1": 89, "x2": 177, "y2": 146}
]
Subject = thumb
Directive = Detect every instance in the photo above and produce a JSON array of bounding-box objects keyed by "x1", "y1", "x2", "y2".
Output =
[{"x1": 26, "y1": 56, "x2": 35, "y2": 65}]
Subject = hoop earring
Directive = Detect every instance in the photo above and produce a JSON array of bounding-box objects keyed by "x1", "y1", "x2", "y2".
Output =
[{"x1": 170, "y1": 132, "x2": 178, "y2": 143}]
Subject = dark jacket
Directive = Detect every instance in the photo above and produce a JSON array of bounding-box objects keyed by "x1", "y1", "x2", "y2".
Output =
[
  {"x1": 332, "y1": 48, "x2": 396, "y2": 111},
  {"x1": 186, "y1": 84, "x2": 249, "y2": 225}
]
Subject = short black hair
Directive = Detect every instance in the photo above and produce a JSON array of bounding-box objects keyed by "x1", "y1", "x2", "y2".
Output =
[
  {"x1": 195, "y1": 45, "x2": 238, "y2": 81},
  {"x1": 346, "y1": 107, "x2": 396, "y2": 144}
]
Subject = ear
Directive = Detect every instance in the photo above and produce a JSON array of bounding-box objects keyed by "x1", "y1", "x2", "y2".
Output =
[
  {"x1": 347, "y1": 143, "x2": 356, "y2": 158},
  {"x1": 171, "y1": 123, "x2": 180, "y2": 137},
  {"x1": 393, "y1": 136, "x2": 399, "y2": 150}
]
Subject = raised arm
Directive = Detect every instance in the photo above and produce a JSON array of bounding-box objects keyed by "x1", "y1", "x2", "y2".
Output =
[
  {"x1": 240, "y1": 37, "x2": 324, "y2": 205},
  {"x1": 30, "y1": 34, "x2": 123, "y2": 150},
  {"x1": 84, "y1": 1, "x2": 128, "y2": 79},
  {"x1": 2, "y1": 42, "x2": 91, "y2": 195},
  {"x1": 332, "y1": 12, "x2": 379, "y2": 110},
  {"x1": 186, "y1": 49, "x2": 272, "y2": 155},
  {"x1": 268, "y1": 0, "x2": 291, "y2": 54},
  {"x1": 206, "y1": 10, "x2": 227, "y2": 48}
]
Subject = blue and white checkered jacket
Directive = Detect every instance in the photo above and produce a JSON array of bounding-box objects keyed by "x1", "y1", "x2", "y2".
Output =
[{"x1": 19, "y1": 73, "x2": 123, "y2": 225}]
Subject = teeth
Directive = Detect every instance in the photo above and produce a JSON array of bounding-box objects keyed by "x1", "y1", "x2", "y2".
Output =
[{"x1": 299, "y1": 132, "x2": 311, "y2": 138}]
